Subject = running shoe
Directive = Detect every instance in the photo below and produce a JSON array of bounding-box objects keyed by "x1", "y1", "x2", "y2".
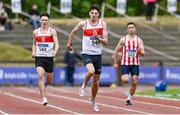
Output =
[
  {"x1": 126, "y1": 100, "x2": 132, "y2": 105},
  {"x1": 89, "y1": 97, "x2": 99, "y2": 112},
  {"x1": 79, "y1": 87, "x2": 86, "y2": 96},
  {"x1": 42, "y1": 97, "x2": 48, "y2": 106}
]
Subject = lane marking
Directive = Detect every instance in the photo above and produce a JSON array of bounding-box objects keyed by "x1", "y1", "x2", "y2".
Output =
[
  {"x1": 0, "y1": 92, "x2": 9, "y2": 115},
  {"x1": 0, "y1": 110, "x2": 8, "y2": 115},
  {"x1": 19, "y1": 87, "x2": 153, "y2": 114},
  {"x1": 98, "y1": 95, "x2": 180, "y2": 110},
  {"x1": 3, "y1": 92, "x2": 81, "y2": 115},
  {"x1": 49, "y1": 87, "x2": 180, "y2": 110},
  {"x1": 135, "y1": 94, "x2": 180, "y2": 101}
]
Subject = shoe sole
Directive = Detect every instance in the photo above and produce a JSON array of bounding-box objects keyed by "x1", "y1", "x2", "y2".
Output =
[
  {"x1": 43, "y1": 102, "x2": 48, "y2": 106},
  {"x1": 126, "y1": 100, "x2": 132, "y2": 105},
  {"x1": 79, "y1": 90, "x2": 85, "y2": 96}
]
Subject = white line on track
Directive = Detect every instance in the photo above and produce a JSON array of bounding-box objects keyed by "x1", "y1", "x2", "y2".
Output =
[
  {"x1": 98, "y1": 95, "x2": 180, "y2": 110},
  {"x1": 18, "y1": 87, "x2": 153, "y2": 114},
  {"x1": 49, "y1": 87, "x2": 180, "y2": 110},
  {"x1": 0, "y1": 91, "x2": 9, "y2": 115},
  {"x1": 0, "y1": 110, "x2": 8, "y2": 115},
  {"x1": 48, "y1": 93, "x2": 153, "y2": 114},
  {"x1": 135, "y1": 94, "x2": 180, "y2": 101},
  {"x1": 3, "y1": 92, "x2": 81, "y2": 115}
]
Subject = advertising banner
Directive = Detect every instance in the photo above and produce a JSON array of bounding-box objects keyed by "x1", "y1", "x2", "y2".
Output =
[
  {"x1": 11, "y1": 0, "x2": 22, "y2": 13},
  {"x1": 138, "y1": 66, "x2": 161, "y2": 83},
  {"x1": 60, "y1": 0, "x2": 72, "y2": 14},
  {"x1": 164, "y1": 66, "x2": 180, "y2": 84},
  {"x1": 167, "y1": 0, "x2": 177, "y2": 12},
  {"x1": 116, "y1": 0, "x2": 127, "y2": 15},
  {"x1": 0, "y1": 66, "x2": 116, "y2": 86}
]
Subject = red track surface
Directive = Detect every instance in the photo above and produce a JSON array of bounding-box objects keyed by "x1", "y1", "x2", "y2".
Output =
[{"x1": 0, "y1": 86, "x2": 180, "y2": 114}]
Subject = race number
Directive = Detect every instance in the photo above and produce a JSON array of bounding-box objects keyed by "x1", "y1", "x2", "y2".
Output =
[
  {"x1": 128, "y1": 50, "x2": 136, "y2": 57},
  {"x1": 90, "y1": 36, "x2": 100, "y2": 46},
  {"x1": 38, "y1": 43, "x2": 48, "y2": 52}
]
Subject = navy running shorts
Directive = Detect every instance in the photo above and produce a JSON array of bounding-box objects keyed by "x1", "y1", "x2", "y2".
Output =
[
  {"x1": 82, "y1": 54, "x2": 101, "y2": 74},
  {"x1": 121, "y1": 65, "x2": 139, "y2": 76}
]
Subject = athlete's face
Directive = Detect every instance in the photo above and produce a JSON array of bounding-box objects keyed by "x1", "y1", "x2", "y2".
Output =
[
  {"x1": 127, "y1": 24, "x2": 136, "y2": 35},
  {"x1": 89, "y1": 9, "x2": 99, "y2": 21},
  {"x1": 40, "y1": 16, "x2": 49, "y2": 26}
]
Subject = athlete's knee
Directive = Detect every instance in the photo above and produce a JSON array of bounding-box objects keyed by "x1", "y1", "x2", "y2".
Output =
[
  {"x1": 131, "y1": 80, "x2": 137, "y2": 87},
  {"x1": 37, "y1": 72, "x2": 44, "y2": 80},
  {"x1": 92, "y1": 80, "x2": 99, "y2": 86},
  {"x1": 88, "y1": 70, "x2": 95, "y2": 76},
  {"x1": 121, "y1": 75, "x2": 129, "y2": 83}
]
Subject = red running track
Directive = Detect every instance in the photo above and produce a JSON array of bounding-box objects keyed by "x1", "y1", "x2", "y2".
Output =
[{"x1": 0, "y1": 86, "x2": 180, "y2": 114}]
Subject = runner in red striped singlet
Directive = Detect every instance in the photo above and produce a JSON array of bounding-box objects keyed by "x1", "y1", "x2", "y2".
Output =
[
  {"x1": 114, "y1": 22, "x2": 145, "y2": 105},
  {"x1": 32, "y1": 12, "x2": 59, "y2": 106},
  {"x1": 67, "y1": 5, "x2": 108, "y2": 112}
]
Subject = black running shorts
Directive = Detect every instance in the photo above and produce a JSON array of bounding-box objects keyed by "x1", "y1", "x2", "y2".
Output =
[{"x1": 35, "y1": 57, "x2": 54, "y2": 73}]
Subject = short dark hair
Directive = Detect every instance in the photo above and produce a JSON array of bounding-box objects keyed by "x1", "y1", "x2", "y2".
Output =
[
  {"x1": 126, "y1": 22, "x2": 136, "y2": 29},
  {"x1": 89, "y1": 5, "x2": 100, "y2": 14},
  {"x1": 40, "y1": 12, "x2": 50, "y2": 18}
]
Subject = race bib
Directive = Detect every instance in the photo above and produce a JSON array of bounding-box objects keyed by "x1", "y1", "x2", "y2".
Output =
[
  {"x1": 90, "y1": 36, "x2": 100, "y2": 46},
  {"x1": 127, "y1": 50, "x2": 136, "y2": 57},
  {"x1": 37, "y1": 43, "x2": 49, "y2": 52}
]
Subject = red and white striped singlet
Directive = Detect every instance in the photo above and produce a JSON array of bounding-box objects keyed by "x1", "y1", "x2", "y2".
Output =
[{"x1": 120, "y1": 35, "x2": 140, "y2": 65}]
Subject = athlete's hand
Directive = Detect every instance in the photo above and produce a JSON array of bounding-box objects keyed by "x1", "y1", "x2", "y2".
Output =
[
  {"x1": 113, "y1": 63, "x2": 119, "y2": 69},
  {"x1": 53, "y1": 51, "x2": 57, "y2": 57},
  {"x1": 67, "y1": 43, "x2": 74, "y2": 51},
  {"x1": 32, "y1": 53, "x2": 35, "y2": 58}
]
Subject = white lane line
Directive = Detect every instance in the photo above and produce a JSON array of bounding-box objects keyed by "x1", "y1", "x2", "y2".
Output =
[
  {"x1": 0, "y1": 110, "x2": 8, "y2": 115},
  {"x1": 3, "y1": 92, "x2": 81, "y2": 115},
  {"x1": 48, "y1": 93, "x2": 153, "y2": 115},
  {"x1": 97, "y1": 95, "x2": 180, "y2": 110},
  {"x1": 49, "y1": 87, "x2": 180, "y2": 110},
  {"x1": 135, "y1": 94, "x2": 180, "y2": 101},
  {"x1": 18, "y1": 87, "x2": 153, "y2": 114},
  {"x1": 0, "y1": 91, "x2": 9, "y2": 115}
]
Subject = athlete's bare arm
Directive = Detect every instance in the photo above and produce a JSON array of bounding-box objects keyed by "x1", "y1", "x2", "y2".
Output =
[
  {"x1": 67, "y1": 21, "x2": 85, "y2": 51},
  {"x1": 32, "y1": 29, "x2": 38, "y2": 58},
  {"x1": 51, "y1": 28, "x2": 59, "y2": 56},
  {"x1": 138, "y1": 38, "x2": 145, "y2": 56},
  {"x1": 98, "y1": 21, "x2": 108, "y2": 45},
  {"x1": 113, "y1": 37, "x2": 124, "y2": 69}
]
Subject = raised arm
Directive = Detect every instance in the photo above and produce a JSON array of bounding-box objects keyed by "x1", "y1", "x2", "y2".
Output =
[
  {"x1": 113, "y1": 37, "x2": 124, "y2": 69},
  {"x1": 98, "y1": 20, "x2": 108, "y2": 45},
  {"x1": 67, "y1": 21, "x2": 85, "y2": 51},
  {"x1": 52, "y1": 28, "x2": 59, "y2": 56}
]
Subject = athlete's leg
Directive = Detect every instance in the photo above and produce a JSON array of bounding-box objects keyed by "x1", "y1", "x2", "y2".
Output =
[
  {"x1": 89, "y1": 74, "x2": 100, "y2": 112},
  {"x1": 121, "y1": 74, "x2": 129, "y2": 83},
  {"x1": 130, "y1": 75, "x2": 138, "y2": 96},
  {"x1": 79, "y1": 63, "x2": 95, "y2": 96},
  {"x1": 91, "y1": 74, "x2": 100, "y2": 100},
  {"x1": 46, "y1": 72, "x2": 53, "y2": 85},
  {"x1": 83, "y1": 63, "x2": 95, "y2": 88},
  {"x1": 36, "y1": 67, "x2": 46, "y2": 98},
  {"x1": 121, "y1": 65, "x2": 129, "y2": 84},
  {"x1": 130, "y1": 65, "x2": 139, "y2": 96},
  {"x1": 126, "y1": 65, "x2": 139, "y2": 105}
]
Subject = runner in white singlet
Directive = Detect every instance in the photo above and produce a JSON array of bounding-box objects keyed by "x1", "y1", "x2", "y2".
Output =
[
  {"x1": 67, "y1": 5, "x2": 108, "y2": 112},
  {"x1": 32, "y1": 13, "x2": 59, "y2": 106}
]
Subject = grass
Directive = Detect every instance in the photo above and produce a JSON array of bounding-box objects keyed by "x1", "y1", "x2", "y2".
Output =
[
  {"x1": 49, "y1": 16, "x2": 180, "y2": 27},
  {"x1": 137, "y1": 88, "x2": 180, "y2": 99},
  {"x1": 0, "y1": 42, "x2": 32, "y2": 61}
]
